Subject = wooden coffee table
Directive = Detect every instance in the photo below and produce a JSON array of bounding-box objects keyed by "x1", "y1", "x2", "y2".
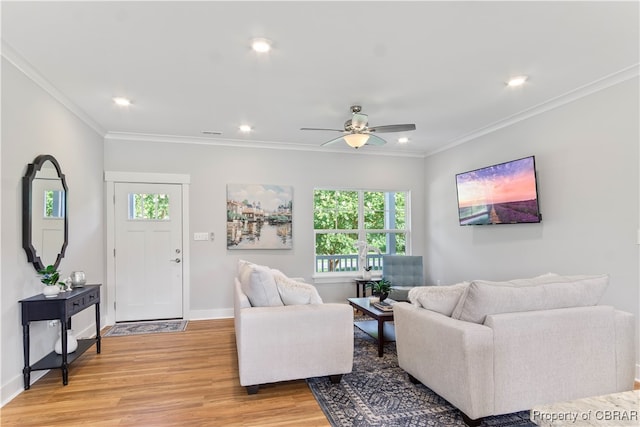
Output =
[{"x1": 347, "y1": 297, "x2": 396, "y2": 357}]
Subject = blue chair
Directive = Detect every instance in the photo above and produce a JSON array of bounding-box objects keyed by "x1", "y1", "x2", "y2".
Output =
[{"x1": 382, "y1": 255, "x2": 425, "y2": 301}]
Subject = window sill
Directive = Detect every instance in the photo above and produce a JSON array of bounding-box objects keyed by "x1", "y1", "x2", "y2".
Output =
[{"x1": 312, "y1": 274, "x2": 382, "y2": 285}]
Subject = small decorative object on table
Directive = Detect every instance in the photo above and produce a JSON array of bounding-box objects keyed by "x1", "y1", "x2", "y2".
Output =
[
  {"x1": 367, "y1": 278, "x2": 392, "y2": 302},
  {"x1": 362, "y1": 266, "x2": 372, "y2": 280},
  {"x1": 37, "y1": 265, "x2": 65, "y2": 298},
  {"x1": 355, "y1": 240, "x2": 380, "y2": 279},
  {"x1": 54, "y1": 329, "x2": 78, "y2": 354},
  {"x1": 70, "y1": 271, "x2": 86, "y2": 287},
  {"x1": 373, "y1": 299, "x2": 396, "y2": 312}
]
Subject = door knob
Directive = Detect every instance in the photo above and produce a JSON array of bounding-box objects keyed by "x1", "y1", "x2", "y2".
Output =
[{"x1": 170, "y1": 258, "x2": 181, "y2": 263}]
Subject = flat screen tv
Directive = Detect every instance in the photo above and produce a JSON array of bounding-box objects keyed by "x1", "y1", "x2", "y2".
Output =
[{"x1": 455, "y1": 156, "x2": 541, "y2": 225}]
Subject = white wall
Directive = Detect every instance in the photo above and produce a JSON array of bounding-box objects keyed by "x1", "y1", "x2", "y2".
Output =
[
  {"x1": 3, "y1": 50, "x2": 636, "y2": 406},
  {"x1": 424, "y1": 77, "x2": 640, "y2": 374},
  {"x1": 104, "y1": 139, "x2": 426, "y2": 315},
  {"x1": 1, "y1": 58, "x2": 105, "y2": 404}
]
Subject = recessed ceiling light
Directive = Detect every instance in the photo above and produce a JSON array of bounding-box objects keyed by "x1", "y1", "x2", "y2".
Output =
[
  {"x1": 398, "y1": 137, "x2": 409, "y2": 144},
  {"x1": 251, "y1": 38, "x2": 272, "y2": 53},
  {"x1": 113, "y1": 97, "x2": 131, "y2": 106},
  {"x1": 239, "y1": 125, "x2": 252, "y2": 133},
  {"x1": 507, "y1": 76, "x2": 528, "y2": 87}
]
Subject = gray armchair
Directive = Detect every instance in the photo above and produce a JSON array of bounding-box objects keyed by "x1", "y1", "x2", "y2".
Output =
[{"x1": 383, "y1": 255, "x2": 425, "y2": 301}]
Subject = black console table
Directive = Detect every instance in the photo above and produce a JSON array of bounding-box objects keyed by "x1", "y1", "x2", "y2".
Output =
[{"x1": 19, "y1": 284, "x2": 101, "y2": 389}]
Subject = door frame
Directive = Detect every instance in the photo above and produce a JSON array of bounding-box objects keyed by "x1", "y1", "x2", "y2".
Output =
[{"x1": 104, "y1": 171, "x2": 190, "y2": 326}]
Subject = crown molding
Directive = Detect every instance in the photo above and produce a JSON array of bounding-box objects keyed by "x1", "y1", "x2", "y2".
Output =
[
  {"x1": 104, "y1": 131, "x2": 427, "y2": 158},
  {"x1": 1, "y1": 40, "x2": 106, "y2": 137},
  {"x1": 4, "y1": 35, "x2": 635, "y2": 160},
  {"x1": 428, "y1": 63, "x2": 640, "y2": 156}
]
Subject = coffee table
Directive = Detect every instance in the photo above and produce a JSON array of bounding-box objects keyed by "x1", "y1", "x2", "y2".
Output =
[{"x1": 347, "y1": 297, "x2": 395, "y2": 357}]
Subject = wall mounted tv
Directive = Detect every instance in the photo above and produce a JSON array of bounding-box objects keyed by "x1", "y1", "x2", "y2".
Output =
[{"x1": 455, "y1": 156, "x2": 541, "y2": 225}]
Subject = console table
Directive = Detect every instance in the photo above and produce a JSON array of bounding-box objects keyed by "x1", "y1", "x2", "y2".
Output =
[
  {"x1": 19, "y1": 284, "x2": 101, "y2": 389},
  {"x1": 354, "y1": 278, "x2": 381, "y2": 297},
  {"x1": 354, "y1": 279, "x2": 370, "y2": 297}
]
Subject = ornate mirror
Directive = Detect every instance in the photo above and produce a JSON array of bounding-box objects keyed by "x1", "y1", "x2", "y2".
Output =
[{"x1": 22, "y1": 154, "x2": 68, "y2": 271}]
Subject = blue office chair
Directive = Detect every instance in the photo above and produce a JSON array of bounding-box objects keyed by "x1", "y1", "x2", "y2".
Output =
[{"x1": 382, "y1": 255, "x2": 425, "y2": 301}]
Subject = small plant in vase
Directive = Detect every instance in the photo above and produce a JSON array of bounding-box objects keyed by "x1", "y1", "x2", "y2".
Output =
[
  {"x1": 38, "y1": 265, "x2": 65, "y2": 298},
  {"x1": 367, "y1": 278, "x2": 392, "y2": 302}
]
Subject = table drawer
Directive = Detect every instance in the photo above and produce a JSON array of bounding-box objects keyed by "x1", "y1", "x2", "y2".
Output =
[
  {"x1": 84, "y1": 288, "x2": 100, "y2": 305},
  {"x1": 65, "y1": 289, "x2": 99, "y2": 316},
  {"x1": 66, "y1": 295, "x2": 87, "y2": 316}
]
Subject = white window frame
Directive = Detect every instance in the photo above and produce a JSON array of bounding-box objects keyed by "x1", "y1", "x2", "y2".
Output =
[{"x1": 313, "y1": 188, "x2": 411, "y2": 277}]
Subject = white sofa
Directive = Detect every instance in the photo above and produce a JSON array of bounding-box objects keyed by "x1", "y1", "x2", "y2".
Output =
[
  {"x1": 394, "y1": 274, "x2": 636, "y2": 425},
  {"x1": 234, "y1": 260, "x2": 354, "y2": 394}
]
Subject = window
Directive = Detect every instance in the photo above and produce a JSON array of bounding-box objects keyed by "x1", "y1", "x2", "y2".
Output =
[
  {"x1": 314, "y1": 189, "x2": 409, "y2": 274},
  {"x1": 43, "y1": 190, "x2": 65, "y2": 218},
  {"x1": 128, "y1": 193, "x2": 170, "y2": 220}
]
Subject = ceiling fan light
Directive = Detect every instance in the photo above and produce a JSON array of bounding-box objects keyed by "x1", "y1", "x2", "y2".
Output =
[{"x1": 344, "y1": 133, "x2": 369, "y2": 149}]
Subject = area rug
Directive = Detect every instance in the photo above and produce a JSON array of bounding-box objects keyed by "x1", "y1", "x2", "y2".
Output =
[
  {"x1": 307, "y1": 325, "x2": 534, "y2": 427},
  {"x1": 103, "y1": 320, "x2": 188, "y2": 337}
]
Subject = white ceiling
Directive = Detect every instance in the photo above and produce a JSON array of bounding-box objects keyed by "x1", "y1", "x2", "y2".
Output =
[{"x1": 2, "y1": 1, "x2": 638, "y2": 156}]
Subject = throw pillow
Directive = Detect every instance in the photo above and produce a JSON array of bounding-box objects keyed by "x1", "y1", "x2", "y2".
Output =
[
  {"x1": 408, "y1": 282, "x2": 469, "y2": 316},
  {"x1": 237, "y1": 259, "x2": 255, "y2": 288},
  {"x1": 451, "y1": 273, "x2": 559, "y2": 319},
  {"x1": 273, "y1": 273, "x2": 323, "y2": 305},
  {"x1": 454, "y1": 274, "x2": 608, "y2": 324},
  {"x1": 237, "y1": 260, "x2": 283, "y2": 307}
]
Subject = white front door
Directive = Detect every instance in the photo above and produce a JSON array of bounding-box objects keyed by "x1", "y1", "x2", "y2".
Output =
[{"x1": 114, "y1": 183, "x2": 183, "y2": 321}]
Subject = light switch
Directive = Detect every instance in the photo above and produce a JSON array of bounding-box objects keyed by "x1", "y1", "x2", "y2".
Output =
[{"x1": 194, "y1": 232, "x2": 209, "y2": 241}]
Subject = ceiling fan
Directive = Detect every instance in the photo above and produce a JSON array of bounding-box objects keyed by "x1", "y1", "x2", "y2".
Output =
[{"x1": 300, "y1": 105, "x2": 417, "y2": 149}]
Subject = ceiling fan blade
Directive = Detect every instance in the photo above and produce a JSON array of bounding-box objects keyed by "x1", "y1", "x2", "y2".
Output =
[
  {"x1": 351, "y1": 113, "x2": 368, "y2": 129},
  {"x1": 364, "y1": 134, "x2": 387, "y2": 146},
  {"x1": 300, "y1": 127, "x2": 345, "y2": 132},
  {"x1": 320, "y1": 136, "x2": 347, "y2": 146},
  {"x1": 368, "y1": 124, "x2": 416, "y2": 133}
]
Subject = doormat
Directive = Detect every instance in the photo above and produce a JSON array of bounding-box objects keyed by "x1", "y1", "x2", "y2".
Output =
[
  {"x1": 307, "y1": 326, "x2": 534, "y2": 427},
  {"x1": 103, "y1": 320, "x2": 188, "y2": 337}
]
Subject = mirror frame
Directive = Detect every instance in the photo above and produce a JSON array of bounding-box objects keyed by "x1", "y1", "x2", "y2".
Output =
[{"x1": 22, "y1": 154, "x2": 68, "y2": 271}]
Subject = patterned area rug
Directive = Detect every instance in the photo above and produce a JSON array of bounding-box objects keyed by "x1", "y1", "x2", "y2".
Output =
[
  {"x1": 103, "y1": 320, "x2": 188, "y2": 337},
  {"x1": 307, "y1": 325, "x2": 534, "y2": 427}
]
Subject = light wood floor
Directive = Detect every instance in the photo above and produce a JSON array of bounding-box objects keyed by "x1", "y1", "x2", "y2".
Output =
[
  {"x1": 2, "y1": 319, "x2": 639, "y2": 426},
  {"x1": 0, "y1": 319, "x2": 330, "y2": 427}
]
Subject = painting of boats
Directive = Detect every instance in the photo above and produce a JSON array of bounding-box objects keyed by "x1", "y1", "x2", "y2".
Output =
[{"x1": 227, "y1": 184, "x2": 293, "y2": 249}]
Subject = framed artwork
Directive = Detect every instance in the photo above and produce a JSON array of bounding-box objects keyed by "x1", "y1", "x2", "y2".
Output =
[{"x1": 226, "y1": 184, "x2": 293, "y2": 249}]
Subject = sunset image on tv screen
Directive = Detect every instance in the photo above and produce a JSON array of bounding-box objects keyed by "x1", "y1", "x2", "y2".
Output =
[{"x1": 456, "y1": 156, "x2": 540, "y2": 225}]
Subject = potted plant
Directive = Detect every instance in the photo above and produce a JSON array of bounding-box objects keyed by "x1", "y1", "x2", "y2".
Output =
[
  {"x1": 38, "y1": 265, "x2": 64, "y2": 298},
  {"x1": 367, "y1": 278, "x2": 392, "y2": 301}
]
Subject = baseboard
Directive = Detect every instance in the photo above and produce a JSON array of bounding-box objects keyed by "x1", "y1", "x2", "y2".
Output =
[
  {"x1": 1, "y1": 370, "x2": 48, "y2": 407},
  {"x1": 1, "y1": 323, "x2": 97, "y2": 407},
  {"x1": 188, "y1": 308, "x2": 233, "y2": 320}
]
